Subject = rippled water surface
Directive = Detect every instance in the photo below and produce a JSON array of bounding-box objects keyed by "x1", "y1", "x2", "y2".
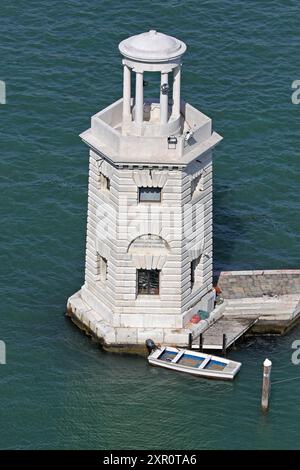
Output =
[{"x1": 0, "y1": 0, "x2": 300, "y2": 449}]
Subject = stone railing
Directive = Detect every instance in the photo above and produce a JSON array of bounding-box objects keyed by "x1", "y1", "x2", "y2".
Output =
[{"x1": 213, "y1": 270, "x2": 300, "y2": 299}]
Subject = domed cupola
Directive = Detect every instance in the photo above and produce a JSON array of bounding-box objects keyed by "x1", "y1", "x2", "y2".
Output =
[
  {"x1": 119, "y1": 29, "x2": 186, "y2": 62},
  {"x1": 119, "y1": 30, "x2": 187, "y2": 135}
]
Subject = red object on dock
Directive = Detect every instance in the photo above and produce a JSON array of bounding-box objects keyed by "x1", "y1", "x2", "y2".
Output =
[
  {"x1": 190, "y1": 314, "x2": 200, "y2": 324},
  {"x1": 214, "y1": 285, "x2": 222, "y2": 295}
]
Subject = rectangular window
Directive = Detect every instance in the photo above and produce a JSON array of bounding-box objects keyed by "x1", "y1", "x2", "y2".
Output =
[
  {"x1": 97, "y1": 254, "x2": 107, "y2": 283},
  {"x1": 99, "y1": 173, "x2": 110, "y2": 191},
  {"x1": 191, "y1": 173, "x2": 204, "y2": 199},
  {"x1": 137, "y1": 269, "x2": 160, "y2": 295},
  {"x1": 139, "y1": 187, "x2": 161, "y2": 202},
  {"x1": 191, "y1": 256, "x2": 201, "y2": 288}
]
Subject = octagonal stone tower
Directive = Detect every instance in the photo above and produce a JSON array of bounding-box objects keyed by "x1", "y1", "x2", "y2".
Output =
[{"x1": 67, "y1": 30, "x2": 222, "y2": 352}]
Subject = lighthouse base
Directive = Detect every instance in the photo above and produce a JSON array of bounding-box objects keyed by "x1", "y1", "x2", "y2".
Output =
[{"x1": 66, "y1": 289, "x2": 219, "y2": 355}]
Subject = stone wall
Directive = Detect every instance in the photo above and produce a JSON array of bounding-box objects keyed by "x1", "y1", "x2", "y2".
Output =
[
  {"x1": 213, "y1": 270, "x2": 300, "y2": 299},
  {"x1": 82, "y1": 149, "x2": 215, "y2": 329}
]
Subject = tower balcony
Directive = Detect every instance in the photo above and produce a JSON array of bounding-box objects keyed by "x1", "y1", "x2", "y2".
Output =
[{"x1": 80, "y1": 98, "x2": 222, "y2": 166}]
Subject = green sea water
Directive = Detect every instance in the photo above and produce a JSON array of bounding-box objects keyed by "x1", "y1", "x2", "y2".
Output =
[{"x1": 0, "y1": 0, "x2": 300, "y2": 449}]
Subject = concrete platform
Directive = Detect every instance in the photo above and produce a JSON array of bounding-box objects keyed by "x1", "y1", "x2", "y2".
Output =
[
  {"x1": 190, "y1": 293, "x2": 300, "y2": 352},
  {"x1": 223, "y1": 294, "x2": 300, "y2": 334}
]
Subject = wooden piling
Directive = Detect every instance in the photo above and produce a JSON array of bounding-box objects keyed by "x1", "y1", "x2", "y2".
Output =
[
  {"x1": 222, "y1": 333, "x2": 227, "y2": 355},
  {"x1": 188, "y1": 333, "x2": 193, "y2": 350},
  {"x1": 261, "y1": 358, "x2": 272, "y2": 412},
  {"x1": 199, "y1": 333, "x2": 203, "y2": 352}
]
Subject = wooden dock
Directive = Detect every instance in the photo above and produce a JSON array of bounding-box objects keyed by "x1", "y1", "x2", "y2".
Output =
[{"x1": 191, "y1": 315, "x2": 259, "y2": 352}]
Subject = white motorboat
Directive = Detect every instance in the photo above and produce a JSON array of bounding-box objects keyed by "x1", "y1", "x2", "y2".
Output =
[{"x1": 146, "y1": 340, "x2": 241, "y2": 380}]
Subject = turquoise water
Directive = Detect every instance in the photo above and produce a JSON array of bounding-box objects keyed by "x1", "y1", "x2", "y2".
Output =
[{"x1": 1, "y1": 0, "x2": 300, "y2": 449}]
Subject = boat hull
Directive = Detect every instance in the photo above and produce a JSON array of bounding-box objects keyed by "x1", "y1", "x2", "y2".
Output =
[{"x1": 147, "y1": 346, "x2": 241, "y2": 380}]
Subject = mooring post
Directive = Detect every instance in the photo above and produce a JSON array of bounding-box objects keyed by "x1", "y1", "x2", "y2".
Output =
[
  {"x1": 188, "y1": 333, "x2": 193, "y2": 350},
  {"x1": 261, "y1": 358, "x2": 272, "y2": 412},
  {"x1": 199, "y1": 333, "x2": 203, "y2": 352},
  {"x1": 222, "y1": 333, "x2": 227, "y2": 356}
]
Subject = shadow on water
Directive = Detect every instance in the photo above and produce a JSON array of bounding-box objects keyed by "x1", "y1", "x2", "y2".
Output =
[{"x1": 213, "y1": 182, "x2": 246, "y2": 273}]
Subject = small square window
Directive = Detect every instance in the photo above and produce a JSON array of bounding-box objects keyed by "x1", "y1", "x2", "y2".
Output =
[
  {"x1": 191, "y1": 173, "x2": 204, "y2": 199},
  {"x1": 137, "y1": 269, "x2": 160, "y2": 295},
  {"x1": 97, "y1": 253, "x2": 107, "y2": 283},
  {"x1": 191, "y1": 256, "x2": 201, "y2": 288},
  {"x1": 139, "y1": 187, "x2": 161, "y2": 202},
  {"x1": 99, "y1": 173, "x2": 110, "y2": 191}
]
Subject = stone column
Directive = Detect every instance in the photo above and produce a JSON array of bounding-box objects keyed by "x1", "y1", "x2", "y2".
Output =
[
  {"x1": 135, "y1": 71, "x2": 144, "y2": 124},
  {"x1": 160, "y1": 72, "x2": 169, "y2": 124},
  {"x1": 122, "y1": 65, "x2": 131, "y2": 122},
  {"x1": 172, "y1": 65, "x2": 181, "y2": 118}
]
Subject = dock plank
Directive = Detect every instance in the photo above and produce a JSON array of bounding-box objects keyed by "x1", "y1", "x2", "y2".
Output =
[{"x1": 192, "y1": 315, "x2": 259, "y2": 351}]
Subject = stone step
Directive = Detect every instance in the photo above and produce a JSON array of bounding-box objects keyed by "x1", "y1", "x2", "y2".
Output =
[
  {"x1": 226, "y1": 298, "x2": 299, "y2": 305},
  {"x1": 220, "y1": 294, "x2": 300, "y2": 323},
  {"x1": 227, "y1": 297, "x2": 299, "y2": 302},
  {"x1": 225, "y1": 305, "x2": 297, "y2": 312},
  {"x1": 225, "y1": 306, "x2": 297, "y2": 313},
  {"x1": 226, "y1": 298, "x2": 299, "y2": 304},
  {"x1": 225, "y1": 302, "x2": 299, "y2": 310},
  {"x1": 224, "y1": 310, "x2": 294, "y2": 318}
]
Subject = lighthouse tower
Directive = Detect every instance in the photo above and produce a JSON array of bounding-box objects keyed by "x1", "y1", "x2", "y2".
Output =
[{"x1": 67, "y1": 30, "x2": 222, "y2": 352}]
